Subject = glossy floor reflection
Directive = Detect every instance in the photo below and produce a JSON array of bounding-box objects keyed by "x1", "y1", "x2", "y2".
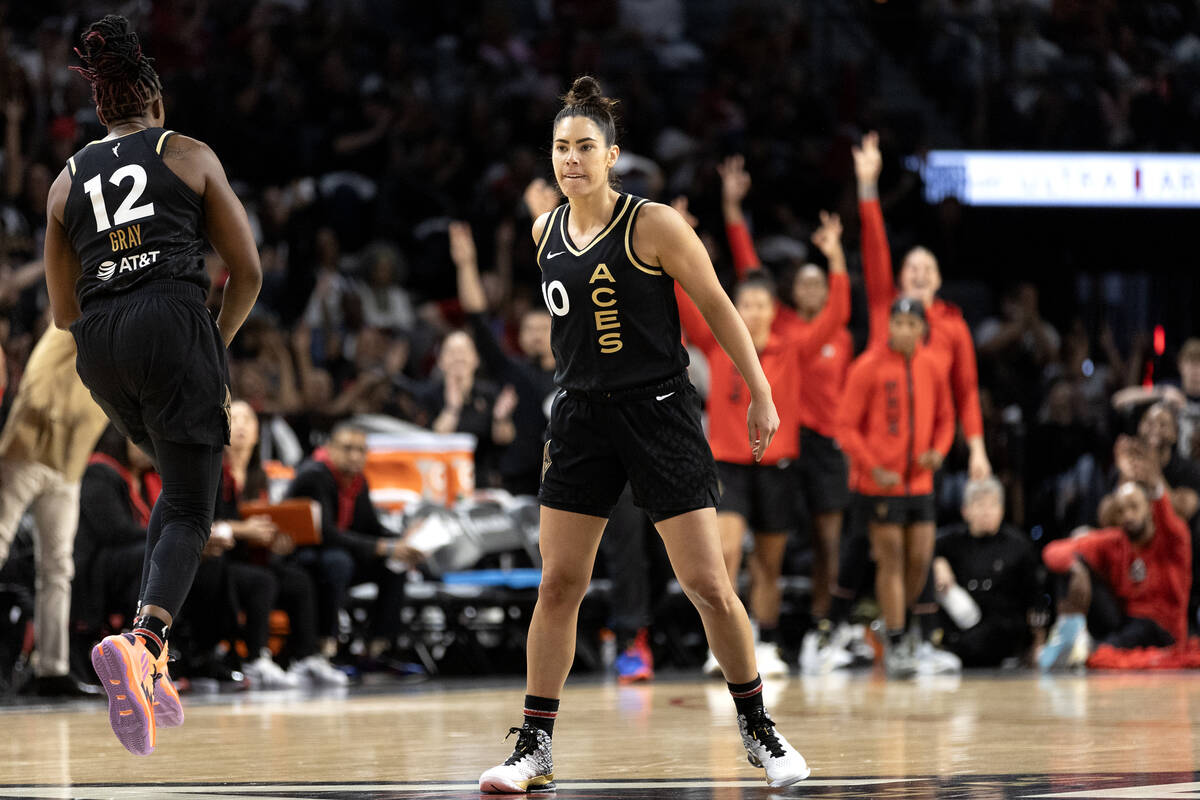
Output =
[{"x1": 3, "y1": 672, "x2": 1200, "y2": 799}]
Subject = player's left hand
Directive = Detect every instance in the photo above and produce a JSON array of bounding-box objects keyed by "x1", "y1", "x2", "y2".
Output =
[{"x1": 747, "y1": 395, "x2": 779, "y2": 462}]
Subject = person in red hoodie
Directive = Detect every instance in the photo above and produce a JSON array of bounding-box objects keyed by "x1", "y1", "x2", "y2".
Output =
[
  {"x1": 836, "y1": 297, "x2": 955, "y2": 677},
  {"x1": 677, "y1": 209, "x2": 850, "y2": 677},
  {"x1": 716, "y1": 156, "x2": 855, "y2": 638},
  {"x1": 1038, "y1": 435, "x2": 1191, "y2": 670}
]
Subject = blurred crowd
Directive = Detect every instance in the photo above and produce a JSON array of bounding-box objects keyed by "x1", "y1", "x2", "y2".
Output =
[{"x1": 2, "y1": 0, "x2": 1200, "y2": 694}]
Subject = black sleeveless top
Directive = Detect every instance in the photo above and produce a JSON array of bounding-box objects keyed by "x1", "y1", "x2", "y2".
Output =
[
  {"x1": 63, "y1": 127, "x2": 208, "y2": 309},
  {"x1": 536, "y1": 193, "x2": 689, "y2": 392}
]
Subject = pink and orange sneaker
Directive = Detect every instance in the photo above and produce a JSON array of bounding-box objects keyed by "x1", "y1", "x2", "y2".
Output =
[
  {"x1": 152, "y1": 647, "x2": 184, "y2": 729},
  {"x1": 91, "y1": 633, "x2": 157, "y2": 756}
]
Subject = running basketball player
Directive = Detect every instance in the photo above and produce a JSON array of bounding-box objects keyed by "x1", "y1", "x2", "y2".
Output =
[
  {"x1": 478, "y1": 76, "x2": 808, "y2": 793},
  {"x1": 43, "y1": 15, "x2": 262, "y2": 756}
]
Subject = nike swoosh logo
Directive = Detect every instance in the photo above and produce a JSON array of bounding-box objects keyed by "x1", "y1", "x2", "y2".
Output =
[
  {"x1": 546, "y1": 251, "x2": 566, "y2": 259},
  {"x1": 656, "y1": 392, "x2": 675, "y2": 401}
]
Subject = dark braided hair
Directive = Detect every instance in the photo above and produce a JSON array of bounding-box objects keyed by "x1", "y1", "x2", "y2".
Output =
[{"x1": 69, "y1": 15, "x2": 162, "y2": 125}]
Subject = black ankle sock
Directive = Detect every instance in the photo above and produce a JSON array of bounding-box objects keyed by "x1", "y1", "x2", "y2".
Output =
[
  {"x1": 727, "y1": 675, "x2": 765, "y2": 717},
  {"x1": 523, "y1": 694, "x2": 559, "y2": 736},
  {"x1": 886, "y1": 629, "x2": 905, "y2": 649},
  {"x1": 758, "y1": 625, "x2": 778, "y2": 645},
  {"x1": 131, "y1": 614, "x2": 169, "y2": 661}
]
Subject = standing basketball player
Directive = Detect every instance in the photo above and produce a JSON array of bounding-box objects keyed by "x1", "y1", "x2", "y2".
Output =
[
  {"x1": 478, "y1": 76, "x2": 808, "y2": 792},
  {"x1": 43, "y1": 16, "x2": 261, "y2": 756}
]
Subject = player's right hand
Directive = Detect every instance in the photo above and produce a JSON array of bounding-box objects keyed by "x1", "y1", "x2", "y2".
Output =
[
  {"x1": 747, "y1": 395, "x2": 779, "y2": 462},
  {"x1": 852, "y1": 131, "x2": 882, "y2": 186}
]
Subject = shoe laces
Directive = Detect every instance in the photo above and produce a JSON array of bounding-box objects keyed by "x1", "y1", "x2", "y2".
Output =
[
  {"x1": 745, "y1": 711, "x2": 786, "y2": 759},
  {"x1": 503, "y1": 725, "x2": 543, "y2": 765}
]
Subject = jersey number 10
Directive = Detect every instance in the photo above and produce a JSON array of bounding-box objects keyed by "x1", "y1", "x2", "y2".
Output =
[{"x1": 83, "y1": 164, "x2": 156, "y2": 233}]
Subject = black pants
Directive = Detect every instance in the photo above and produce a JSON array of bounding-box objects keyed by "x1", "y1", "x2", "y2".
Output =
[
  {"x1": 178, "y1": 557, "x2": 240, "y2": 654},
  {"x1": 292, "y1": 547, "x2": 405, "y2": 640},
  {"x1": 227, "y1": 561, "x2": 278, "y2": 655},
  {"x1": 271, "y1": 559, "x2": 319, "y2": 658},
  {"x1": 831, "y1": 496, "x2": 874, "y2": 619},
  {"x1": 941, "y1": 613, "x2": 1029, "y2": 667}
]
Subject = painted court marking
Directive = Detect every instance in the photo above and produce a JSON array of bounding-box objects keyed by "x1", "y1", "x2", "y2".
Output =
[{"x1": 1, "y1": 777, "x2": 1200, "y2": 799}]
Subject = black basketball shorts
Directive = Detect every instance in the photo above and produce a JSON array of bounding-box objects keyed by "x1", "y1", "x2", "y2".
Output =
[
  {"x1": 716, "y1": 459, "x2": 799, "y2": 532},
  {"x1": 797, "y1": 427, "x2": 850, "y2": 515},
  {"x1": 71, "y1": 281, "x2": 231, "y2": 451},
  {"x1": 855, "y1": 493, "x2": 937, "y2": 526},
  {"x1": 538, "y1": 373, "x2": 720, "y2": 523}
]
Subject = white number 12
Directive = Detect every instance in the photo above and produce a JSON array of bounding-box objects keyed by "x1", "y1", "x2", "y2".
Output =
[{"x1": 83, "y1": 164, "x2": 155, "y2": 232}]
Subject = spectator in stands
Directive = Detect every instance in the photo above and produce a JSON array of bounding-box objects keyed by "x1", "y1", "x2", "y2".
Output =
[
  {"x1": 976, "y1": 282, "x2": 1061, "y2": 423},
  {"x1": 1113, "y1": 338, "x2": 1200, "y2": 460},
  {"x1": 1040, "y1": 435, "x2": 1191, "y2": 670},
  {"x1": 414, "y1": 330, "x2": 514, "y2": 490},
  {"x1": 0, "y1": 327, "x2": 108, "y2": 695},
  {"x1": 354, "y1": 242, "x2": 416, "y2": 332},
  {"x1": 214, "y1": 401, "x2": 347, "y2": 687},
  {"x1": 1027, "y1": 379, "x2": 1107, "y2": 541},
  {"x1": 449, "y1": 218, "x2": 556, "y2": 497},
  {"x1": 285, "y1": 422, "x2": 422, "y2": 660},
  {"x1": 1137, "y1": 402, "x2": 1200, "y2": 520},
  {"x1": 933, "y1": 477, "x2": 1047, "y2": 667}
]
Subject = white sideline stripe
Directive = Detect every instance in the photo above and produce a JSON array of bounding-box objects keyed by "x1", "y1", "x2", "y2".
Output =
[{"x1": 1026, "y1": 782, "x2": 1200, "y2": 798}]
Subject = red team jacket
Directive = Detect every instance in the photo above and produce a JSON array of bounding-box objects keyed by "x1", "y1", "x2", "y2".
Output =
[
  {"x1": 860, "y1": 198, "x2": 984, "y2": 440},
  {"x1": 675, "y1": 268, "x2": 850, "y2": 465},
  {"x1": 725, "y1": 219, "x2": 854, "y2": 443},
  {"x1": 835, "y1": 345, "x2": 955, "y2": 497},
  {"x1": 1043, "y1": 494, "x2": 1192, "y2": 643}
]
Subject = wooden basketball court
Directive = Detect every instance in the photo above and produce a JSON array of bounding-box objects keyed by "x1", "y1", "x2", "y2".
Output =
[{"x1": 3, "y1": 671, "x2": 1200, "y2": 798}]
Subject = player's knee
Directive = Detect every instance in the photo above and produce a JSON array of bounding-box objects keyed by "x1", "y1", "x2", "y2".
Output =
[
  {"x1": 537, "y1": 570, "x2": 589, "y2": 609},
  {"x1": 679, "y1": 574, "x2": 737, "y2": 615}
]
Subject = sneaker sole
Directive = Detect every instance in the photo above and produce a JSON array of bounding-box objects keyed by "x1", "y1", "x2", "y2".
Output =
[
  {"x1": 91, "y1": 637, "x2": 156, "y2": 756},
  {"x1": 478, "y1": 776, "x2": 557, "y2": 793},
  {"x1": 768, "y1": 764, "x2": 812, "y2": 787}
]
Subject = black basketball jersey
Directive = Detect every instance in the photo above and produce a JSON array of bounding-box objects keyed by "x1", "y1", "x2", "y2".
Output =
[
  {"x1": 536, "y1": 193, "x2": 689, "y2": 392},
  {"x1": 63, "y1": 128, "x2": 208, "y2": 308}
]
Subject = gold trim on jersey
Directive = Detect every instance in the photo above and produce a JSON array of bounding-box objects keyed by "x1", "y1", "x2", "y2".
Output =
[
  {"x1": 535, "y1": 205, "x2": 564, "y2": 272},
  {"x1": 67, "y1": 157, "x2": 76, "y2": 176},
  {"x1": 155, "y1": 130, "x2": 174, "y2": 155},
  {"x1": 559, "y1": 194, "x2": 632, "y2": 257},
  {"x1": 624, "y1": 198, "x2": 664, "y2": 276}
]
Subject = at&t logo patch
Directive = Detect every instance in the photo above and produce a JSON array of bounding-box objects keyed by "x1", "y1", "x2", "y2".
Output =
[{"x1": 96, "y1": 250, "x2": 161, "y2": 281}]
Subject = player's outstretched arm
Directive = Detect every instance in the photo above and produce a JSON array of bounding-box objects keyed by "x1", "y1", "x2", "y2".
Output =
[{"x1": 637, "y1": 202, "x2": 778, "y2": 461}]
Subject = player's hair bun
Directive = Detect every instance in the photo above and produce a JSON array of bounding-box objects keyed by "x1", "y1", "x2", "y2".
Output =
[
  {"x1": 563, "y1": 76, "x2": 618, "y2": 115},
  {"x1": 77, "y1": 15, "x2": 145, "y2": 83}
]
